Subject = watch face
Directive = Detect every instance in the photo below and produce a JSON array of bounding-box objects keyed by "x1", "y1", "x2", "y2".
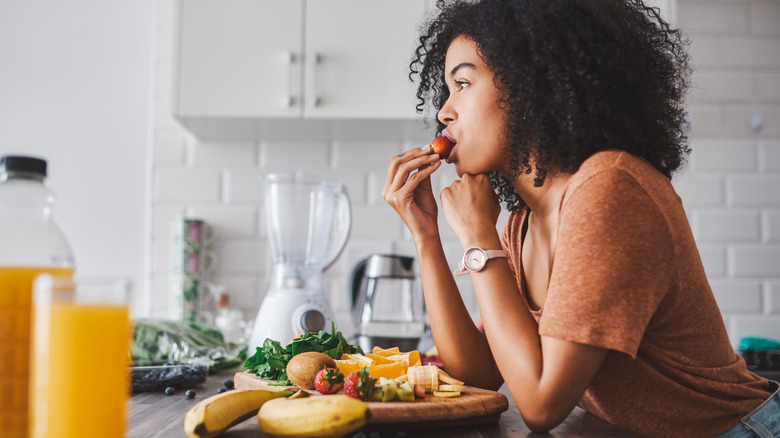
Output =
[{"x1": 464, "y1": 248, "x2": 487, "y2": 271}]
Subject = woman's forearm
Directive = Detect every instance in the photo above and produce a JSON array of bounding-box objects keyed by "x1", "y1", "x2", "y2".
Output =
[
  {"x1": 468, "y1": 259, "x2": 607, "y2": 432},
  {"x1": 469, "y1": 259, "x2": 543, "y2": 383},
  {"x1": 414, "y1": 236, "x2": 503, "y2": 389}
]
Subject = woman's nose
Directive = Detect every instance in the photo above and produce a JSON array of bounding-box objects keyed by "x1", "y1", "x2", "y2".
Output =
[{"x1": 437, "y1": 98, "x2": 455, "y2": 125}]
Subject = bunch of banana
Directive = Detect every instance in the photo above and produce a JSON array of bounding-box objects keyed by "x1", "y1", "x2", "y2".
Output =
[
  {"x1": 407, "y1": 365, "x2": 465, "y2": 398},
  {"x1": 257, "y1": 394, "x2": 368, "y2": 437},
  {"x1": 184, "y1": 389, "x2": 292, "y2": 438}
]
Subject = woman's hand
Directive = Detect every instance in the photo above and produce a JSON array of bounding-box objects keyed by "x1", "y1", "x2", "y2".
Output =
[
  {"x1": 382, "y1": 146, "x2": 443, "y2": 242},
  {"x1": 440, "y1": 173, "x2": 502, "y2": 247}
]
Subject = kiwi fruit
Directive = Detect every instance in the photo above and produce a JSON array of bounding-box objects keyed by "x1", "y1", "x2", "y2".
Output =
[{"x1": 286, "y1": 352, "x2": 337, "y2": 389}]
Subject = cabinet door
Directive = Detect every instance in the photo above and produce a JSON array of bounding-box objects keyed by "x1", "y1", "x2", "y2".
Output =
[
  {"x1": 304, "y1": 0, "x2": 427, "y2": 119},
  {"x1": 175, "y1": 0, "x2": 303, "y2": 118}
]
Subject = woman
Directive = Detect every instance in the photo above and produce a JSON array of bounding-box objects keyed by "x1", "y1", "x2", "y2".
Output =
[{"x1": 382, "y1": 0, "x2": 778, "y2": 436}]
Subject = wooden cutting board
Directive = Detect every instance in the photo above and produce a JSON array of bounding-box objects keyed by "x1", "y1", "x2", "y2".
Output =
[{"x1": 234, "y1": 371, "x2": 509, "y2": 430}]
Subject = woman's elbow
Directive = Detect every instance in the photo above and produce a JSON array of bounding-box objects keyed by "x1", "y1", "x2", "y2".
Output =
[{"x1": 518, "y1": 404, "x2": 570, "y2": 433}]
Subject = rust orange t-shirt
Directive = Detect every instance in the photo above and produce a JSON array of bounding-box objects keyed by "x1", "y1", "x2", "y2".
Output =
[{"x1": 500, "y1": 150, "x2": 769, "y2": 437}]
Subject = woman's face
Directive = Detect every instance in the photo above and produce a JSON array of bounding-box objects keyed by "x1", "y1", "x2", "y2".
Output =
[{"x1": 438, "y1": 35, "x2": 509, "y2": 177}]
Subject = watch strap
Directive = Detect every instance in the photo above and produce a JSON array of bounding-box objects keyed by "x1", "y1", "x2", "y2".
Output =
[
  {"x1": 453, "y1": 248, "x2": 507, "y2": 276},
  {"x1": 454, "y1": 261, "x2": 468, "y2": 276}
]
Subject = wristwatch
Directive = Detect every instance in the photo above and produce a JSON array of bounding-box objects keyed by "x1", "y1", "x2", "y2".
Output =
[{"x1": 453, "y1": 247, "x2": 507, "y2": 276}]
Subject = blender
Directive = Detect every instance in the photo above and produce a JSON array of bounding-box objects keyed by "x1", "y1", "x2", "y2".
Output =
[{"x1": 248, "y1": 173, "x2": 351, "y2": 350}]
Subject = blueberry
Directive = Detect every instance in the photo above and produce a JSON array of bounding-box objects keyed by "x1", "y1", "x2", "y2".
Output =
[
  {"x1": 217, "y1": 388, "x2": 227, "y2": 394},
  {"x1": 164, "y1": 387, "x2": 175, "y2": 396},
  {"x1": 185, "y1": 390, "x2": 196, "y2": 399},
  {"x1": 224, "y1": 379, "x2": 234, "y2": 389}
]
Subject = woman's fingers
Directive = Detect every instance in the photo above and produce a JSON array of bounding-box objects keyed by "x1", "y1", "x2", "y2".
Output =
[
  {"x1": 384, "y1": 148, "x2": 424, "y2": 189},
  {"x1": 406, "y1": 160, "x2": 441, "y2": 190},
  {"x1": 383, "y1": 147, "x2": 438, "y2": 199},
  {"x1": 386, "y1": 160, "x2": 441, "y2": 205},
  {"x1": 383, "y1": 152, "x2": 406, "y2": 197},
  {"x1": 381, "y1": 146, "x2": 443, "y2": 240},
  {"x1": 390, "y1": 155, "x2": 438, "y2": 192}
]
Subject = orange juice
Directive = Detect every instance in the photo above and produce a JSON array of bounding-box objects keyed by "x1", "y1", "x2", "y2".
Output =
[
  {"x1": 32, "y1": 301, "x2": 129, "y2": 438},
  {"x1": 0, "y1": 266, "x2": 74, "y2": 438}
]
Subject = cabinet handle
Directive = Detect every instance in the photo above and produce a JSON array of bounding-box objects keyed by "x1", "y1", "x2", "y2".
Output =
[
  {"x1": 283, "y1": 52, "x2": 294, "y2": 107},
  {"x1": 311, "y1": 52, "x2": 320, "y2": 107}
]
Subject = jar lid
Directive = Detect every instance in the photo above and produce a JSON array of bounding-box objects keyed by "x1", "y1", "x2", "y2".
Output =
[{"x1": 0, "y1": 155, "x2": 47, "y2": 178}]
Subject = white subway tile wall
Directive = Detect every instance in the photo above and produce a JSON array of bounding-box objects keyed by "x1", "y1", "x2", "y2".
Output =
[
  {"x1": 150, "y1": 0, "x2": 780, "y2": 346},
  {"x1": 674, "y1": 0, "x2": 780, "y2": 344},
  {"x1": 768, "y1": 281, "x2": 780, "y2": 314}
]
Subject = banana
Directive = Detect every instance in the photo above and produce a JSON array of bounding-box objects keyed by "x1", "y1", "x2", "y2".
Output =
[
  {"x1": 437, "y1": 368, "x2": 464, "y2": 386},
  {"x1": 257, "y1": 394, "x2": 367, "y2": 437},
  {"x1": 438, "y1": 384, "x2": 466, "y2": 392},
  {"x1": 184, "y1": 389, "x2": 292, "y2": 438},
  {"x1": 407, "y1": 365, "x2": 439, "y2": 393}
]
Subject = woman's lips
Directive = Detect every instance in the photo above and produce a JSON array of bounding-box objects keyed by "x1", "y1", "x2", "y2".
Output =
[
  {"x1": 441, "y1": 132, "x2": 457, "y2": 164},
  {"x1": 445, "y1": 143, "x2": 457, "y2": 164}
]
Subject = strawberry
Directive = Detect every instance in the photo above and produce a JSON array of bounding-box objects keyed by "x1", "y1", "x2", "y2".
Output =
[
  {"x1": 313, "y1": 366, "x2": 344, "y2": 395},
  {"x1": 343, "y1": 367, "x2": 377, "y2": 401},
  {"x1": 428, "y1": 136, "x2": 455, "y2": 159},
  {"x1": 413, "y1": 383, "x2": 425, "y2": 399}
]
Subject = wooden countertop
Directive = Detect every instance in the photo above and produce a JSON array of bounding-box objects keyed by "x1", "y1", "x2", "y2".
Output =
[{"x1": 128, "y1": 369, "x2": 632, "y2": 437}]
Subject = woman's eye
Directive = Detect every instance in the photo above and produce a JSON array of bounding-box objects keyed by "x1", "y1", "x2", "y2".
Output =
[{"x1": 454, "y1": 80, "x2": 470, "y2": 91}]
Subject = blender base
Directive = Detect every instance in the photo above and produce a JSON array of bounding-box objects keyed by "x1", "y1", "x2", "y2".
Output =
[{"x1": 249, "y1": 293, "x2": 333, "y2": 351}]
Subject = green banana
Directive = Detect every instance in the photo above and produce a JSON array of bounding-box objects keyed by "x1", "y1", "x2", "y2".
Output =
[
  {"x1": 257, "y1": 394, "x2": 368, "y2": 437},
  {"x1": 184, "y1": 389, "x2": 292, "y2": 438}
]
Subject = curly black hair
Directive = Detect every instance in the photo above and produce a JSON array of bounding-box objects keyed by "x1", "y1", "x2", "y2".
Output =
[{"x1": 410, "y1": 0, "x2": 692, "y2": 211}]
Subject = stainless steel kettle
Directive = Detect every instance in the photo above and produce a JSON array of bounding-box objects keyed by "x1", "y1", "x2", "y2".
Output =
[{"x1": 349, "y1": 254, "x2": 425, "y2": 352}]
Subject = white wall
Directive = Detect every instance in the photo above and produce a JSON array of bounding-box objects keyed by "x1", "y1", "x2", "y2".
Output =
[
  {"x1": 0, "y1": 0, "x2": 155, "y2": 314},
  {"x1": 674, "y1": 0, "x2": 780, "y2": 345}
]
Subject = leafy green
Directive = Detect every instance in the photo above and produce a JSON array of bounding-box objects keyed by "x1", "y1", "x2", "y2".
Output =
[
  {"x1": 132, "y1": 319, "x2": 248, "y2": 373},
  {"x1": 243, "y1": 321, "x2": 362, "y2": 385}
]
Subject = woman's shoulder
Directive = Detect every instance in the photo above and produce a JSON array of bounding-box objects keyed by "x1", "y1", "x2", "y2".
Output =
[
  {"x1": 563, "y1": 150, "x2": 680, "y2": 216},
  {"x1": 566, "y1": 150, "x2": 674, "y2": 198},
  {"x1": 575, "y1": 149, "x2": 658, "y2": 178}
]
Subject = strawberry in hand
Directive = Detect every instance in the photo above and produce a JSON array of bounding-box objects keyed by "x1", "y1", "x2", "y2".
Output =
[
  {"x1": 313, "y1": 367, "x2": 345, "y2": 395},
  {"x1": 343, "y1": 367, "x2": 377, "y2": 401},
  {"x1": 428, "y1": 136, "x2": 455, "y2": 160}
]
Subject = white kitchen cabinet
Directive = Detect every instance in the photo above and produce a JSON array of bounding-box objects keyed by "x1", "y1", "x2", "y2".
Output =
[
  {"x1": 303, "y1": 0, "x2": 425, "y2": 119},
  {"x1": 174, "y1": 0, "x2": 428, "y2": 127},
  {"x1": 175, "y1": 0, "x2": 303, "y2": 119}
]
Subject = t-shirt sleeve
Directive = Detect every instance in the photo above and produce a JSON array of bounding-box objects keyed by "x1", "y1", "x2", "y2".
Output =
[
  {"x1": 539, "y1": 169, "x2": 675, "y2": 358},
  {"x1": 501, "y1": 209, "x2": 524, "y2": 280}
]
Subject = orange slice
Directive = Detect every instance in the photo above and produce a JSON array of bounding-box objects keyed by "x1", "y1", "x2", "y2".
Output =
[
  {"x1": 408, "y1": 350, "x2": 421, "y2": 367},
  {"x1": 334, "y1": 359, "x2": 362, "y2": 377},
  {"x1": 366, "y1": 353, "x2": 395, "y2": 365},
  {"x1": 367, "y1": 362, "x2": 406, "y2": 380},
  {"x1": 342, "y1": 353, "x2": 373, "y2": 365},
  {"x1": 386, "y1": 350, "x2": 420, "y2": 366},
  {"x1": 372, "y1": 346, "x2": 401, "y2": 356}
]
